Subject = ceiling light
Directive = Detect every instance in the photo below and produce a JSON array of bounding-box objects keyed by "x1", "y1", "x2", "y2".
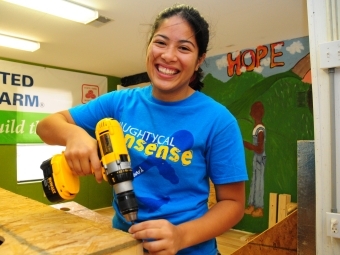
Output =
[
  {"x1": 4, "y1": 0, "x2": 99, "y2": 24},
  {"x1": 0, "y1": 34, "x2": 40, "y2": 52}
]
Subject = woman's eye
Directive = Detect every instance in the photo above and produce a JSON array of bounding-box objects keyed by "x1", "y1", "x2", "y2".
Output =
[
  {"x1": 179, "y1": 46, "x2": 190, "y2": 51},
  {"x1": 155, "y1": 41, "x2": 166, "y2": 46}
]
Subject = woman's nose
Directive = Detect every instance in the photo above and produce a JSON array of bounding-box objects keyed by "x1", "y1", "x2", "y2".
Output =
[{"x1": 161, "y1": 47, "x2": 177, "y2": 62}]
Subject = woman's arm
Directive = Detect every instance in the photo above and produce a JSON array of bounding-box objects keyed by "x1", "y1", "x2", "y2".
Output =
[
  {"x1": 129, "y1": 181, "x2": 245, "y2": 254},
  {"x1": 36, "y1": 110, "x2": 103, "y2": 182},
  {"x1": 178, "y1": 181, "x2": 245, "y2": 246}
]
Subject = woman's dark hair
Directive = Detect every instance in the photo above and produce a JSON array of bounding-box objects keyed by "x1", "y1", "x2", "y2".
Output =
[{"x1": 148, "y1": 4, "x2": 210, "y2": 91}]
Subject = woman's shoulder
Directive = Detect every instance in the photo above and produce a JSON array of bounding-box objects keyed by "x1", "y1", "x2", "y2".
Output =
[
  {"x1": 115, "y1": 84, "x2": 151, "y2": 95},
  {"x1": 195, "y1": 91, "x2": 233, "y2": 114}
]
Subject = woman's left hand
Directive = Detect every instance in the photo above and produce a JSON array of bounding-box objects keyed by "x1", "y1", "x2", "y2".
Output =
[{"x1": 128, "y1": 219, "x2": 182, "y2": 255}]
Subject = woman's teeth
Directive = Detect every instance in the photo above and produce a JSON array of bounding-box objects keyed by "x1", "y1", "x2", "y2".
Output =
[{"x1": 158, "y1": 66, "x2": 178, "y2": 75}]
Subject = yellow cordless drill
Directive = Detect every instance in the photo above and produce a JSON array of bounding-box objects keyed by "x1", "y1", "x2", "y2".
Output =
[{"x1": 40, "y1": 118, "x2": 138, "y2": 223}]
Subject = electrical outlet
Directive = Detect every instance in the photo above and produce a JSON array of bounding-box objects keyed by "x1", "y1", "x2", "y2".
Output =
[
  {"x1": 326, "y1": 212, "x2": 340, "y2": 238},
  {"x1": 319, "y1": 40, "x2": 340, "y2": 69}
]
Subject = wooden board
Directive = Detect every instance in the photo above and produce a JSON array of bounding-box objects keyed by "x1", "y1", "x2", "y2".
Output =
[
  {"x1": 278, "y1": 194, "x2": 291, "y2": 222},
  {"x1": 232, "y1": 210, "x2": 297, "y2": 255},
  {"x1": 208, "y1": 179, "x2": 217, "y2": 209},
  {"x1": 0, "y1": 188, "x2": 142, "y2": 255},
  {"x1": 268, "y1": 193, "x2": 278, "y2": 228},
  {"x1": 50, "y1": 201, "x2": 112, "y2": 225}
]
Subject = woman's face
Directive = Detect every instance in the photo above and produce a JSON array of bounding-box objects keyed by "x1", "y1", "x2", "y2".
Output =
[{"x1": 146, "y1": 15, "x2": 205, "y2": 101}]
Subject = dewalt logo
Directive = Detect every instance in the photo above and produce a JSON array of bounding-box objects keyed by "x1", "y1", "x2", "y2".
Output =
[{"x1": 48, "y1": 177, "x2": 57, "y2": 194}]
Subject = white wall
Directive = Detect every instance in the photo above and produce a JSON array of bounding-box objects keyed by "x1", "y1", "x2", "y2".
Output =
[{"x1": 307, "y1": 0, "x2": 340, "y2": 254}]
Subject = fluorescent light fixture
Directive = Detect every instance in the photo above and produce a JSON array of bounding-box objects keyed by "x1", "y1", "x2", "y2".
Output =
[
  {"x1": 4, "y1": 0, "x2": 99, "y2": 24},
  {"x1": 0, "y1": 34, "x2": 40, "y2": 52}
]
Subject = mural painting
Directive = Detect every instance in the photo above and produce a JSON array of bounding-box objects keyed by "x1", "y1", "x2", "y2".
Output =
[{"x1": 201, "y1": 36, "x2": 313, "y2": 233}]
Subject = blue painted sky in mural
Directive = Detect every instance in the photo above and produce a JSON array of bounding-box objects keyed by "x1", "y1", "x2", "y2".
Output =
[{"x1": 202, "y1": 36, "x2": 310, "y2": 83}]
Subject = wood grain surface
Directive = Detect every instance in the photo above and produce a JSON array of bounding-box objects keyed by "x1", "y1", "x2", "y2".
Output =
[
  {"x1": 0, "y1": 188, "x2": 142, "y2": 255},
  {"x1": 232, "y1": 210, "x2": 297, "y2": 255}
]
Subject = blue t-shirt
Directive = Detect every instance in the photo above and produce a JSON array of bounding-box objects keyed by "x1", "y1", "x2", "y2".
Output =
[{"x1": 69, "y1": 85, "x2": 248, "y2": 255}]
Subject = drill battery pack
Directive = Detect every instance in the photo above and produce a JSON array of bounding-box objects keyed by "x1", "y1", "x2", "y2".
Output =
[{"x1": 41, "y1": 153, "x2": 80, "y2": 203}]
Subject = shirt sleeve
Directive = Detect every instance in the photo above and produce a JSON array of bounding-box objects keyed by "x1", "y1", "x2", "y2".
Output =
[{"x1": 206, "y1": 110, "x2": 248, "y2": 184}]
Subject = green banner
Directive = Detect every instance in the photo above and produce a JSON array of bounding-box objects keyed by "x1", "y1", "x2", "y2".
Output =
[{"x1": 0, "y1": 110, "x2": 49, "y2": 144}]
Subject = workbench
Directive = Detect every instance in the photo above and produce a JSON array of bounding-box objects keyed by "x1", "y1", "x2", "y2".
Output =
[{"x1": 0, "y1": 188, "x2": 142, "y2": 254}]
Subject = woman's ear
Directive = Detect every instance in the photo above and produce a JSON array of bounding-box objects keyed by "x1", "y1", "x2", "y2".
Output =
[{"x1": 195, "y1": 53, "x2": 206, "y2": 71}]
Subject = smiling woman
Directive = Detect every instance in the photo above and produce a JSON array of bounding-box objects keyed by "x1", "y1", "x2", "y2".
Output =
[{"x1": 36, "y1": 4, "x2": 248, "y2": 255}]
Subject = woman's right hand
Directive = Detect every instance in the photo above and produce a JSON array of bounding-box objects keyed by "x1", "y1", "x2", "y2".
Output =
[
  {"x1": 36, "y1": 110, "x2": 103, "y2": 183},
  {"x1": 64, "y1": 130, "x2": 103, "y2": 183}
]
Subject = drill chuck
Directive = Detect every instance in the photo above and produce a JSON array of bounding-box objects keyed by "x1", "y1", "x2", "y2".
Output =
[
  {"x1": 105, "y1": 160, "x2": 138, "y2": 222},
  {"x1": 116, "y1": 191, "x2": 138, "y2": 222}
]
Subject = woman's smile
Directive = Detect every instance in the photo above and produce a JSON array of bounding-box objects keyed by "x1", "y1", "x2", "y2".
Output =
[{"x1": 157, "y1": 64, "x2": 179, "y2": 75}]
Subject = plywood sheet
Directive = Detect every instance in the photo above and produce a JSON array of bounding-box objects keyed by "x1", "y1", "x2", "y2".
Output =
[
  {"x1": 51, "y1": 201, "x2": 112, "y2": 225},
  {"x1": 232, "y1": 210, "x2": 297, "y2": 255},
  {"x1": 0, "y1": 188, "x2": 142, "y2": 254}
]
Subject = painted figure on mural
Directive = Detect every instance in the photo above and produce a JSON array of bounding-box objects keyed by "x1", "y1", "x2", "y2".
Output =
[{"x1": 244, "y1": 101, "x2": 266, "y2": 218}]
